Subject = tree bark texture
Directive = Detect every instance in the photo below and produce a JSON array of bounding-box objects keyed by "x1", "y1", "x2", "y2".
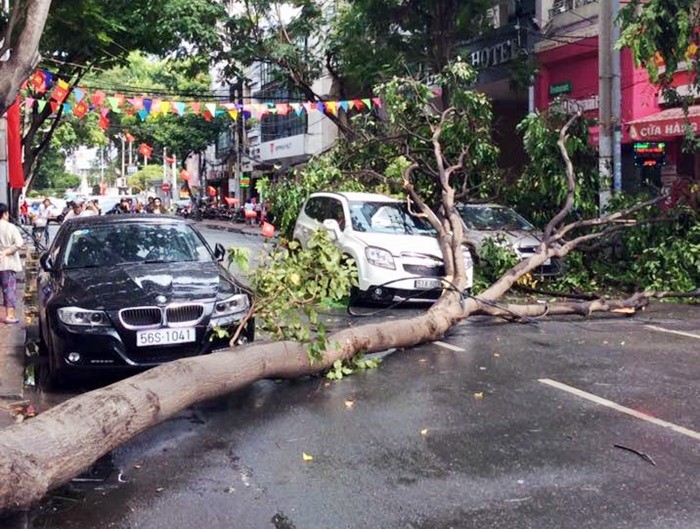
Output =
[{"x1": 0, "y1": 0, "x2": 52, "y2": 117}]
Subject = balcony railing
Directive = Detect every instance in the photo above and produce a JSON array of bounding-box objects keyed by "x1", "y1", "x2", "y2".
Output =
[{"x1": 549, "y1": 0, "x2": 597, "y2": 18}]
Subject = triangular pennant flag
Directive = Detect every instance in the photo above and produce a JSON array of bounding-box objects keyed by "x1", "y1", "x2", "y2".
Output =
[
  {"x1": 173, "y1": 102, "x2": 186, "y2": 115},
  {"x1": 325, "y1": 101, "x2": 337, "y2": 115},
  {"x1": 99, "y1": 115, "x2": 109, "y2": 131},
  {"x1": 29, "y1": 71, "x2": 46, "y2": 92},
  {"x1": 189, "y1": 102, "x2": 201, "y2": 114},
  {"x1": 372, "y1": 97, "x2": 382, "y2": 108},
  {"x1": 143, "y1": 98, "x2": 152, "y2": 113},
  {"x1": 51, "y1": 84, "x2": 69, "y2": 104},
  {"x1": 62, "y1": 103, "x2": 72, "y2": 114},
  {"x1": 57, "y1": 79, "x2": 69, "y2": 90},
  {"x1": 275, "y1": 103, "x2": 290, "y2": 115},
  {"x1": 24, "y1": 97, "x2": 35, "y2": 111},
  {"x1": 203, "y1": 110, "x2": 212, "y2": 121},
  {"x1": 227, "y1": 108, "x2": 238, "y2": 119},
  {"x1": 44, "y1": 72, "x2": 54, "y2": 89},
  {"x1": 347, "y1": 100, "x2": 356, "y2": 110},
  {"x1": 138, "y1": 109, "x2": 149, "y2": 121},
  {"x1": 73, "y1": 100, "x2": 89, "y2": 118},
  {"x1": 302, "y1": 102, "x2": 313, "y2": 113},
  {"x1": 107, "y1": 97, "x2": 122, "y2": 112},
  {"x1": 316, "y1": 101, "x2": 325, "y2": 113},
  {"x1": 362, "y1": 98, "x2": 372, "y2": 109},
  {"x1": 352, "y1": 99, "x2": 363, "y2": 110},
  {"x1": 160, "y1": 101, "x2": 171, "y2": 115},
  {"x1": 90, "y1": 90, "x2": 106, "y2": 108},
  {"x1": 114, "y1": 94, "x2": 126, "y2": 107},
  {"x1": 72, "y1": 87, "x2": 85, "y2": 102},
  {"x1": 100, "y1": 107, "x2": 110, "y2": 117},
  {"x1": 205, "y1": 103, "x2": 217, "y2": 117},
  {"x1": 127, "y1": 97, "x2": 143, "y2": 110},
  {"x1": 339, "y1": 100, "x2": 349, "y2": 112},
  {"x1": 37, "y1": 100, "x2": 47, "y2": 113},
  {"x1": 49, "y1": 100, "x2": 58, "y2": 114},
  {"x1": 150, "y1": 98, "x2": 162, "y2": 114},
  {"x1": 125, "y1": 132, "x2": 135, "y2": 142}
]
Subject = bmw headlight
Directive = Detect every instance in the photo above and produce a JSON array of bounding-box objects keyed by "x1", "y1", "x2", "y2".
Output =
[
  {"x1": 214, "y1": 293, "x2": 250, "y2": 316},
  {"x1": 57, "y1": 307, "x2": 110, "y2": 327},
  {"x1": 365, "y1": 246, "x2": 395, "y2": 270}
]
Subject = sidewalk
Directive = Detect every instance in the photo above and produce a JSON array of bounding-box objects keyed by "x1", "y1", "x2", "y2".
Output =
[{"x1": 0, "y1": 294, "x2": 26, "y2": 428}]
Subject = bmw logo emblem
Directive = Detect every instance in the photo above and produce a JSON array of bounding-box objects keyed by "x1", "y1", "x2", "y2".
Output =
[{"x1": 156, "y1": 295, "x2": 167, "y2": 304}]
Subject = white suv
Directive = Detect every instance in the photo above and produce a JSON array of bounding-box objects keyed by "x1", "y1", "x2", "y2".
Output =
[{"x1": 292, "y1": 192, "x2": 473, "y2": 303}]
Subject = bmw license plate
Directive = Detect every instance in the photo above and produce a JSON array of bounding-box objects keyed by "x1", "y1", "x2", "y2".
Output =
[
  {"x1": 415, "y1": 279, "x2": 441, "y2": 289},
  {"x1": 136, "y1": 328, "x2": 196, "y2": 347}
]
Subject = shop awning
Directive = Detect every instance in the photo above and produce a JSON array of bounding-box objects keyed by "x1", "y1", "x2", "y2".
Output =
[{"x1": 628, "y1": 106, "x2": 700, "y2": 141}]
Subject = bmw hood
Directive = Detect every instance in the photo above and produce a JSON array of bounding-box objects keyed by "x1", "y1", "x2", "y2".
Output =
[
  {"x1": 350, "y1": 232, "x2": 445, "y2": 259},
  {"x1": 58, "y1": 261, "x2": 224, "y2": 309}
]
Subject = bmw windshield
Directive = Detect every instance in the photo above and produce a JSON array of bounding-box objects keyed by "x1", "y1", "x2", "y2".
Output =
[
  {"x1": 349, "y1": 201, "x2": 436, "y2": 236},
  {"x1": 61, "y1": 223, "x2": 213, "y2": 269}
]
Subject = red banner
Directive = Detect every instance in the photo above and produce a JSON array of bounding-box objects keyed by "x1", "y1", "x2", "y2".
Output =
[
  {"x1": 7, "y1": 99, "x2": 24, "y2": 189},
  {"x1": 138, "y1": 143, "x2": 153, "y2": 158}
]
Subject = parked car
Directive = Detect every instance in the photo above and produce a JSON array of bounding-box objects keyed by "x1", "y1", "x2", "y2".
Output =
[
  {"x1": 37, "y1": 215, "x2": 254, "y2": 386},
  {"x1": 293, "y1": 192, "x2": 473, "y2": 303},
  {"x1": 457, "y1": 203, "x2": 562, "y2": 276}
]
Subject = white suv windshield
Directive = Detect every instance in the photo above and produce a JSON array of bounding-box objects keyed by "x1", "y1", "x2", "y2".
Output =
[{"x1": 349, "y1": 201, "x2": 435, "y2": 235}]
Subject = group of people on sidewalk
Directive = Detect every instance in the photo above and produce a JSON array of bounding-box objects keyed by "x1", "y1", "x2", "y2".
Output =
[{"x1": 0, "y1": 203, "x2": 23, "y2": 325}]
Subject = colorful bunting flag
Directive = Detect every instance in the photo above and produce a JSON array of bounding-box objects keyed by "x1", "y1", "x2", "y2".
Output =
[
  {"x1": 124, "y1": 132, "x2": 135, "y2": 142},
  {"x1": 138, "y1": 143, "x2": 153, "y2": 159},
  {"x1": 72, "y1": 87, "x2": 85, "y2": 102},
  {"x1": 73, "y1": 100, "x2": 89, "y2": 118},
  {"x1": 137, "y1": 109, "x2": 149, "y2": 121},
  {"x1": 173, "y1": 102, "x2": 186, "y2": 116},
  {"x1": 99, "y1": 115, "x2": 109, "y2": 131},
  {"x1": 29, "y1": 71, "x2": 46, "y2": 92},
  {"x1": 90, "y1": 91, "x2": 106, "y2": 107}
]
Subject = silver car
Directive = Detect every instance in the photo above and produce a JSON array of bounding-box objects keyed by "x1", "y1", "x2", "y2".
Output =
[{"x1": 458, "y1": 204, "x2": 562, "y2": 276}]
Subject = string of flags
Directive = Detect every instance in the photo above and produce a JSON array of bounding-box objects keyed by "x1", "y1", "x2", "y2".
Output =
[{"x1": 22, "y1": 69, "x2": 382, "y2": 134}]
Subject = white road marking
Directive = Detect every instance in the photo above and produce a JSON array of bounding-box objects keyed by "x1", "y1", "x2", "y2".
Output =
[
  {"x1": 645, "y1": 324, "x2": 700, "y2": 340},
  {"x1": 539, "y1": 378, "x2": 700, "y2": 442},
  {"x1": 434, "y1": 341, "x2": 465, "y2": 352}
]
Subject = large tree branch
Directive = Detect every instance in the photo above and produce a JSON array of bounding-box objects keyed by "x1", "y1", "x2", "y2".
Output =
[{"x1": 0, "y1": 0, "x2": 52, "y2": 116}]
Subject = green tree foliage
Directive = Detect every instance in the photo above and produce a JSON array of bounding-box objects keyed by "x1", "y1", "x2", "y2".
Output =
[
  {"x1": 246, "y1": 232, "x2": 358, "y2": 362},
  {"x1": 127, "y1": 165, "x2": 164, "y2": 193},
  {"x1": 617, "y1": 0, "x2": 697, "y2": 86},
  {"x1": 329, "y1": 0, "x2": 493, "y2": 94},
  {"x1": 24, "y1": 0, "x2": 226, "y2": 188},
  {"x1": 261, "y1": 60, "x2": 500, "y2": 237},
  {"x1": 513, "y1": 105, "x2": 599, "y2": 227}
]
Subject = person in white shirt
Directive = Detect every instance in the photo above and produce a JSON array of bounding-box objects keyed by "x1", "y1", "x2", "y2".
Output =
[
  {"x1": 0, "y1": 203, "x2": 24, "y2": 324},
  {"x1": 63, "y1": 199, "x2": 98, "y2": 220}
]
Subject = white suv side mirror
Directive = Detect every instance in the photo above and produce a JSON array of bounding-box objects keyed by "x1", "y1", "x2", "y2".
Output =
[{"x1": 322, "y1": 219, "x2": 341, "y2": 240}]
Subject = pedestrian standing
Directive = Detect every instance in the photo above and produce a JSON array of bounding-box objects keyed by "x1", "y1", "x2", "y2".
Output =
[{"x1": 0, "y1": 203, "x2": 24, "y2": 324}]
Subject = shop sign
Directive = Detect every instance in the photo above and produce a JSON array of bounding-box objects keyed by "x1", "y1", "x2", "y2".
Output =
[
  {"x1": 469, "y1": 38, "x2": 517, "y2": 69},
  {"x1": 631, "y1": 120, "x2": 698, "y2": 140},
  {"x1": 557, "y1": 95, "x2": 599, "y2": 113},
  {"x1": 633, "y1": 142, "x2": 666, "y2": 167},
  {"x1": 549, "y1": 81, "x2": 572, "y2": 96},
  {"x1": 261, "y1": 134, "x2": 305, "y2": 161}
]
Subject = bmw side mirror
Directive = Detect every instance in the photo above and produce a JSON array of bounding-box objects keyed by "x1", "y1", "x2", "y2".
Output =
[
  {"x1": 214, "y1": 243, "x2": 226, "y2": 262},
  {"x1": 322, "y1": 219, "x2": 341, "y2": 240},
  {"x1": 39, "y1": 253, "x2": 54, "y2": 271}
]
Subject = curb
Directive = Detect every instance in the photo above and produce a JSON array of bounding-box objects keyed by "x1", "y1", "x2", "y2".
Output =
[{"x1": 200, "y1": 221, "x2": 278, "y2": 239}]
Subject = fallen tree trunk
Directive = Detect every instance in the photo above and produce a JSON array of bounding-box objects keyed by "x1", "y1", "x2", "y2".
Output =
[{"x1": 0, "y1": 295, "x2": 466, "y2": 512}]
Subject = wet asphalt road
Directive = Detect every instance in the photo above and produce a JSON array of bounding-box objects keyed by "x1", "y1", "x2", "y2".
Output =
[{"x1": 6, "y1": 303, "x2": 698, "y2": 529}]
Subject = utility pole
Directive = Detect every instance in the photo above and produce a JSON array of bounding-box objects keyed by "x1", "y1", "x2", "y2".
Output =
[
  {"x1": 599, "y1": 0, "x2": 613, "y2": 211},
  {"x1": 612, "y1": 0, "x2": 622, "y2": 194}
]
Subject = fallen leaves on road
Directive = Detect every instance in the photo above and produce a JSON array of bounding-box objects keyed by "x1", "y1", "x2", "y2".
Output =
[
  {"x1": 344, "y1": 399, "x2": 355, "y2": 408},
  {"x1": 474, "y1": 392, "x2": 484, "y2": 400},
  {"x1": 420, "y1": 428, "x2": 429, "y2": 436},
  {"x1": 302, "y1": 452, "x2": 314, "y2": 462}
]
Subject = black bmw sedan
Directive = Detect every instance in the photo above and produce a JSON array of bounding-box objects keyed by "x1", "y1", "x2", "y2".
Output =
[{"x1": 37, "y1": 214, "x2": 254, "y2": 386}]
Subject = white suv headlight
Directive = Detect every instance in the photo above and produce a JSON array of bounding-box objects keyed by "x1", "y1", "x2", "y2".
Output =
[
  {"x1": 365, "y1": 246, "x2": 396, "y2": 270},
  {"x1": 58, "y1": 307, "x2": 111, "y2": 327}
]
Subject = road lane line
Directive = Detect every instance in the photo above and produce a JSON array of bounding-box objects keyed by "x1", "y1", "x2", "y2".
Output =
[
  {"x1": 538, "y1": 378, "x2": 700, "y2": 441},
  {"x1": 434, "y1": 341, "x2": 465, "y2": 352},
  {"x1": 645, "y1": 324, "x2": 700, "y2": 340}
]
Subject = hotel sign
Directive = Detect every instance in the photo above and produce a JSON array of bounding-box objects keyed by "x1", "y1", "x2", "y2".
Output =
[{"x1": 469, "y1": 38, "x2": 517, "y2": 68}]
